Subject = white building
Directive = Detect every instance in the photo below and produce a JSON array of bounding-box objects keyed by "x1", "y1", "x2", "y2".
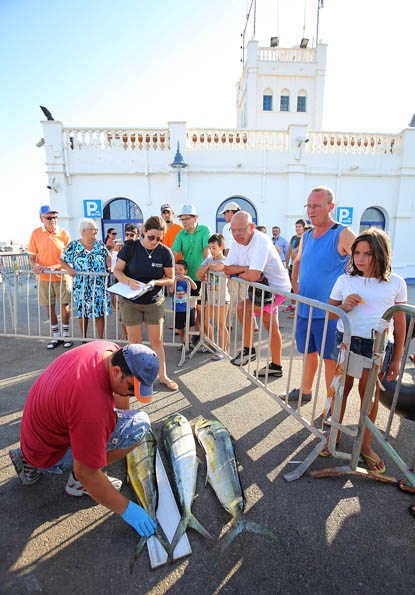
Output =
[{"x1": 40, "y1": 39, "x2": 415, "y2": 280}]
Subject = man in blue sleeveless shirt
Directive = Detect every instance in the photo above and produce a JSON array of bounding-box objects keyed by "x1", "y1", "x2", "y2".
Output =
[{"x1": 289, "y1": 187, "x2": 356, "y2": 401}]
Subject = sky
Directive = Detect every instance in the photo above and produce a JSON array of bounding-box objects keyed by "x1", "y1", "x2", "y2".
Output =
[{"x1": 0, "y1": 0, "x2": 414, "y2": 244}]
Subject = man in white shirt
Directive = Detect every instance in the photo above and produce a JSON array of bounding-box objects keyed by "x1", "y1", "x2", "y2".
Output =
[
  {"x1": 220, "y1": 201, "x2": 240, "y2": 256},
  {"x1": 224, "y1": 211, "x2": 291, "y2": 376}
]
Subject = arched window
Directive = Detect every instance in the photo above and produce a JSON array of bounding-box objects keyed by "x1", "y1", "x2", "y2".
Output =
[
  {"x1": 102, "y1": 197, "x2": 143, "y2": 242},
  {"x1": 359, "y1": 207, "x2": 386, "y2": 232},
  {"x1": 280, "y1": 89, "x2": 290, "y2": 112},
  {"x1": 216, "y1": 197, "x2": 258, "y2": 233},
  {"x1": 297, "y1": 90, "x2": 307, "y2": 112},
  {"x1": 263, "y1": 89, "x2": 273, "y2": 111}
]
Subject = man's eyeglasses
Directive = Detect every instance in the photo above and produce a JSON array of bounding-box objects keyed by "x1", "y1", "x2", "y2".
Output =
[
  {"x1": 125, "y1": 232, "x2": 136, "y2": 238},
  {"x1": 147, "y1": 234, "x2": 162, "y2": 242},
  {"x1": 43, "y1": 215, "x2": 58, "y2": 220},
  {"x1": 230, "y1": 224, "x2": 250, "y2": 234},
  {"x1": 304, "y1": 202, "x2": 330, "y2": 210}
]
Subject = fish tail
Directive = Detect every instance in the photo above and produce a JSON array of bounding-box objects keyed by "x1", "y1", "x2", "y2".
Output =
[
  {"x1": 188, "y1": 512, "x2": 214, "y2": 542},
  {"x1": 155, "y1": 522, "x2": 175, "y2": 562},
  {"x1": 213, "y1": 518, "x2": 278, "y2": 568},
  {"x1": 213, "y1": 519, "x2": 245, "y2": 567},
  {"x1": 129, "y1": 536, "x2": 148, "y2": 574},
  {"x1": 244, "y1": 519, "x2": 278, "y2": 543}
]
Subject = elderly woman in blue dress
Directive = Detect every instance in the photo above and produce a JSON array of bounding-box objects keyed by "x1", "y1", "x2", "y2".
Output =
[{"x1": 60, "y1": 218, "x2": 111, "y2": 339}]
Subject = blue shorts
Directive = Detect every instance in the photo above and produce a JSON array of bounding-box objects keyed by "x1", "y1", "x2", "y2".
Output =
[
  {"x1": 332, "y1": 330, "x2": 393, "y2": 373},
  {"x1": 38, "y1": 409, "x2": 150, "y2": 474},
  {"x1": 295, "y1": 316, "x2": 337, "y2": 360}
]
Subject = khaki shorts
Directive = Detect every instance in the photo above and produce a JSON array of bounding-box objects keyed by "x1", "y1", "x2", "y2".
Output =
[
  {"x1": 38, "y1": 278, "x2": 72, "y2": 306},
  {"x1": 120, "y1": 296, "x2": 165, "y2": 326}
]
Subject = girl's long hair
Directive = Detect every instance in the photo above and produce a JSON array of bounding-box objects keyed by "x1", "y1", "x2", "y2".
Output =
[{"x1": 346, "y1": 227, "x2": 391, "y2": 282}]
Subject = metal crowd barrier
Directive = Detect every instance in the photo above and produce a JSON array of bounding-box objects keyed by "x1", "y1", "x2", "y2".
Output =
[
  {"x1": 0, "y1": 270, "x2": 194, "y2": 367},
  {"x1": 193, "y1": 272, "x2": 355, "y2": 481},
  {"x1": 311, "y1": 304, "x2": 415, "y2": 489},
  {"x1": 0, "y1": 252, "x2": 31, "y2": 284}
]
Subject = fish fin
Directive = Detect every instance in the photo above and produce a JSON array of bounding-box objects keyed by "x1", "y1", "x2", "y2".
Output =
[
  {"x1": 129, "y1": 536, "x2": 148, "y2": 574},
  {"x1": 244, "y1": 519, "x2": 278, "y2": 543},
  {"x1": 188, "y1": 512, "x2": 214, "y2": 542},
  {"x1": 214, "y1": 519, "x2": 245, "y2": 568},
  {"x1": 155, "y1": 522, "x2": 175, "y2": 563},
  {"x1": 171, "y1": 516, "x2": 188, "y2": 554},
  {"x1": 213, "y1": 519, "x2": 278, "y2": 568}
]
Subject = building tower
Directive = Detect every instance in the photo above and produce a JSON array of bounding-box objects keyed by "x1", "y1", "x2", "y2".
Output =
[{"x1": 236, "y1": 39, "x2": 327, "y2": 131}]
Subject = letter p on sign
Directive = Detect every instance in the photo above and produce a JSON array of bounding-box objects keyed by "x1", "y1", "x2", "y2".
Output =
[
  {"x1": 336, "y1": 207, "x2": 353, "y2": 225},
  {"x1": 83, "y1": 200, "x2": 102, "y2": 218}
]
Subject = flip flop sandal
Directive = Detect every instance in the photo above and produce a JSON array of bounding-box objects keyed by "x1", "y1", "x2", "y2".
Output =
[
  {"x1": 409, "y1": 355, "x2": 415, "y2": 364},
  {"x1": 63, "y1": 340, "x2": 73, "y2": 348},
  {"x1": 211, "y1": 353, "x2": 224, "y2": 361},
  {"x1": 162, "y1": 380, "x2": 179, "y2": 391},
  {"x1": 47, "y1": 339, "x2": 63, "y2": 349},
  {"x1": 398, "y1": 478, "x2": 415, "y2": 494},
  {"x1": 361, "y1": 452, "x2": 386, "y2": 474},
  {"x1": 409, "y1": 505, "x2": 415, "y2": 520}
]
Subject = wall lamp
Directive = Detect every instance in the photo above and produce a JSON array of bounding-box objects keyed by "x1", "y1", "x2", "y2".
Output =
[
  {"x1": 295, "y1": 137, "x2": 309, "y2": 160},
  {"x1": 170, "y1": 142, "x2": 188, "y2": 188}
]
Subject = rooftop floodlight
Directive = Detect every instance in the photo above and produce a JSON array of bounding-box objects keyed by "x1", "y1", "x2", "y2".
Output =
[
  {"x1": 300, "y1": 37, "x2": 309, "y2": 48},
  {"x1": 170, "y1": 142, "x2": 188, "y2": 188},
  {"x1": 270, "y1": 36, "x2": 279, "y2": 47}
]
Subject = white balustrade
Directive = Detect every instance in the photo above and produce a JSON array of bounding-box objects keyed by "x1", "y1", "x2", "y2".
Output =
[
  {"x1": 306, "y1": 131, "x2": 400, "y2": 155},
  {"x1": 186, "y1": 129, "x2": 289, "y2": 152},
  {"x1": 258, "y1": 47, "x2": 316, "y2": 63},
  {"x1": 63, "y1": 128, "x2": 170, "y2": 151}
]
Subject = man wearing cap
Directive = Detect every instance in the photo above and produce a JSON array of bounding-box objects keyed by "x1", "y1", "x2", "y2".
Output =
[
  {"x1": 28, "y1": 205, "x2": 72, "y2": 349},
  {"x1": 9, "y1": 341, "x2": 159, "y2": 539},
  {"x1": 220, "y1": 201, "x2": 241, "y2": 257},
  {"x1": 160, "y1": 204, "x2": 183, "y2": 257},
  {"x1": 172, "y1": 205, "x2": 211, "y2": 338}
]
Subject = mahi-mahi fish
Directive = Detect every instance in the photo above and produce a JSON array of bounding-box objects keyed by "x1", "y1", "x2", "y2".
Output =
[
  {"x1": 194, "y1": 418, "x2": 278, "y2": 564},
  {"x1": 163, "y1": 413, "x2": 213, "y2": 553},
  {"x1": 126, "y1": 430, "x2": 173, "y2": 572}
]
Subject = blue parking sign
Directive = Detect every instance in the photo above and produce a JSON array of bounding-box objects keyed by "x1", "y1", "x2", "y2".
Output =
[
  {"x1": 336, "y1": 207, "x2": 353, "y2": 225},
  {"x1": 83, "y1": 200, "x2": 102, "y2": 218}
]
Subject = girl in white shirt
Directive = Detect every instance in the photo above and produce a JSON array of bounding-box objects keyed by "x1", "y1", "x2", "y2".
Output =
[{"x1": 328, "y1": 227, "x2": 407, "y2": 473}]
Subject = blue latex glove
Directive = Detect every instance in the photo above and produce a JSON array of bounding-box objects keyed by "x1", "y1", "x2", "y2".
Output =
[{"x1": 121, "y1": 501, "x2": 156, "y2": 537}]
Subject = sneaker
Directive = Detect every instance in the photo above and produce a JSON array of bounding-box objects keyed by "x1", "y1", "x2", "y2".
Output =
[
  {"x1": 9, "y1": 448, "x2": 42, "y2": 486},
  {"x1": 65, "y1": 471, "x2": 122, "y2": 497},
  {"x1": 230, "y1": 347, "x2": 256, "y2": 366},
  {"x1": 283, "y1": 388, "x2": 312, "y2": 402},
  {"x1": 255, "y1": 363, "x2": 283, "y2": 378},
  {"x1": 282, "y1": 305, "x2": 295, "y2": 313}
]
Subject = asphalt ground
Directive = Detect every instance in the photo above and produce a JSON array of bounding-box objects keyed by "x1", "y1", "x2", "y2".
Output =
[{"x1": 1, "y1": 288, "x2": 415, "y2": 595}]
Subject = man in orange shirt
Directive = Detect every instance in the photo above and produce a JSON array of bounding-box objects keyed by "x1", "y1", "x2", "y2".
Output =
[
  {"x1": 28, "y1": 205, "x2": 72, "y2": 349},
  {"x1": 160, "y1": 204, "x2": 182, "y2": 259}
]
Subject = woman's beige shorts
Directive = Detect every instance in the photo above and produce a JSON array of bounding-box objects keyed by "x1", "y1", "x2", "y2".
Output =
[{"x1": 120, "y1": 297, "x2": 165, "y2": 326}]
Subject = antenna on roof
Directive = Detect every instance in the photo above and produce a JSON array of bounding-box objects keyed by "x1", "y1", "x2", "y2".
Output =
[
  {"x1": 316, "y1": 0, "x2": 324, "y2": 46},
  {"x1": 240, "y1": 0, "x2": 256, "y2": 67}
]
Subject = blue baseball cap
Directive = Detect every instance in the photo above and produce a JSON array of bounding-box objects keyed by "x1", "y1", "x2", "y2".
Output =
[
  {"x1": 122, "y1": 344, "x2": 159, "y2": 398},
  {"x1": 39, "y1": 205, "x2": 58, "y2": 216}
]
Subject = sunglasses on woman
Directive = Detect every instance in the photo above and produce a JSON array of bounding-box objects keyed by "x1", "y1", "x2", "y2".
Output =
[
  {"x1": 146, "y1": 234, "x2": 162, "y2": 242},
  {"x1": 125, "y1": 232, "x2": 136, "y2": 238}
]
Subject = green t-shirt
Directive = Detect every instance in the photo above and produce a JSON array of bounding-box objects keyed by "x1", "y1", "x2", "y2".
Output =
[{"x1": 172, "y1": 223, "x2": 211, "y2": 280}]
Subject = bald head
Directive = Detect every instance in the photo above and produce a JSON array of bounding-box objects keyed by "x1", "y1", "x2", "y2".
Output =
[{"x1": 231, "y1": 211, "x2": 255, "y2": 245}]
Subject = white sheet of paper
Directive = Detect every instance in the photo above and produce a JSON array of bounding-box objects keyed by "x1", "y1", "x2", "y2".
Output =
[{"x1": 108, "y1": 281, "x2": 149, "y2": 299}]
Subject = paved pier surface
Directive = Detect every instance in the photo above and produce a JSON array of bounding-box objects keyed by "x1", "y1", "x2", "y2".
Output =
[{"x1": 1, "y1": 291, "x2": 415, "y2": 594}]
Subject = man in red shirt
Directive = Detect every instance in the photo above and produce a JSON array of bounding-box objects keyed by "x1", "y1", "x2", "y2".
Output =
[{"x1": 9, "y1": 341, "x2": 159, "y2": 538}]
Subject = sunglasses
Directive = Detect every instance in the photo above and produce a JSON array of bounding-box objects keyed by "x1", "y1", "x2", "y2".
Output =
[
  {"x1": 43, "y1": 215, "x2": 58, "y2": 220},
  {"x1": 125, "y1": 232, "x2": 136, "y2": 238},
  {"x1": 147, "y1": 234, "x2": 162, "y2": 242},
  {"x1": 110, "y1": 232, "x2": 117, "y2": 235}
]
